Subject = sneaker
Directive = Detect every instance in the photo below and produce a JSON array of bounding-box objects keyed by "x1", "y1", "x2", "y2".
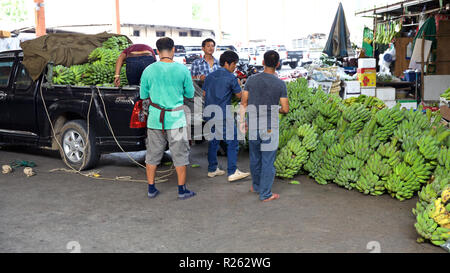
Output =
[
  {"x1": 228, "y1": 169, "x2": 250, "y2": 182},
  {"x1": 147, "y1": 189, "x2": 160, "y2": 199},
  {"x1": 208, "y1": 168, "x2": 226, "y2": 178},
  {"x1": 178, "y1": 190, "x2": 196, "y2": 200}
]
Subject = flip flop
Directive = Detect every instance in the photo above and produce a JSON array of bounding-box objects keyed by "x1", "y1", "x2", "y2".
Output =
[{"x1": 262, "y1": 193, "x2": 280, "y2": 202}]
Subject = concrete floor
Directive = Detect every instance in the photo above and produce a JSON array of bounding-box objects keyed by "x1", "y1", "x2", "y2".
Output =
[{"x1": 0, "y1": 143, "x2": 445, "y2": 253}]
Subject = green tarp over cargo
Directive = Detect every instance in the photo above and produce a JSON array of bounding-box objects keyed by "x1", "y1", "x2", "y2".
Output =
[{"x1": 20, "y1": 32, "x2": 132, "y2": 81}]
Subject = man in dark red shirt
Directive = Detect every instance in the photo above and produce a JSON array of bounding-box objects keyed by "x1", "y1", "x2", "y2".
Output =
[{"x1": 114, "y1": 44, "x2": 157, "y2": 86}]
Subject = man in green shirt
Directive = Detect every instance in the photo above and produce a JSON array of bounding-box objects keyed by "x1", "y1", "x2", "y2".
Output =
[{"x1": 140, "y1": 37, "x2": 196, "y2": 200}]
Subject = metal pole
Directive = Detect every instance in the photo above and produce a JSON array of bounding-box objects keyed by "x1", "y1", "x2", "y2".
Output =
[
  {"x1": 34, "y1": 0, "x2": 46, "y2": 37},
  {"x1": 114, "y1": 0, "x2": 121, "y2": 34}
]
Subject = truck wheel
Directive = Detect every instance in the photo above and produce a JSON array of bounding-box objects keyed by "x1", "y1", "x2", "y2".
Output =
[
  {"x1": 58, "y1": 120, "x2": 100, "y2": 171},
  {"x1": 289, "y1": 62, "x2": 298, "y2": 69}
]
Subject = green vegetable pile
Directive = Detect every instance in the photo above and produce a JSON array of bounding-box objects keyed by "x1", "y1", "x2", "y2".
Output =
[
  {"x1": 51, "y1": 36, "x2": 130, "y2": 87},
  {"x1": 276, "y1": 78, "x2": 450, "y2": 247},
  {"x1": 441, "y1": 87, "x2": 450, "y2": 100}
]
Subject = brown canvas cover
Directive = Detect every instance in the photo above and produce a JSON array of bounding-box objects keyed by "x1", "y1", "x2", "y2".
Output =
[{"x1": 20, "y1": 32, "x2": 131, "y2": 81}]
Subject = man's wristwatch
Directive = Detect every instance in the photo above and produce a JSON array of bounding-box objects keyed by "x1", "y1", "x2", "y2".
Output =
[{"x1": 114, "y1": 75, "x2": 120, "y2": 78}]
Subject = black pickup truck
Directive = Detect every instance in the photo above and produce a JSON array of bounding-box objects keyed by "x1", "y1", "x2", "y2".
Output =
[{"x1": 0, "y1": 50, "x2": 148, "y2": 170}]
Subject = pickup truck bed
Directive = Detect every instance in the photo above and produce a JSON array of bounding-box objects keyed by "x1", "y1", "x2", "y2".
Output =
[{"x1": 0, "y1": 50, "x2": 147, "y2": 170}]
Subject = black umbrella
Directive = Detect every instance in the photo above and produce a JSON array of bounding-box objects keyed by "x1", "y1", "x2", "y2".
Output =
[{"x1": 323, "y1": 2, "x2": 351, "y2": 58}]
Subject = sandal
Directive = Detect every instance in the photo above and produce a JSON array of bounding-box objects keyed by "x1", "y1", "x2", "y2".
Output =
[
  {"x1": 262, "y1": 193, "x2": 280, "y2": 202},
  {"x1": 250, "y1": 185, "x2": 258, "y2": 193}
]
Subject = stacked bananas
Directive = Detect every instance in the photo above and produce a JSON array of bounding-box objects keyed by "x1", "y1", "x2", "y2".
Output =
[
  {"x1": 275, "y1": 124, "x2": 318, "y2": 179},
  {"x1": 52, "y1": 65, "x2": 76, "y2": 85},
  {"x1": 335, "y1": 154, "x2": 364, "y2": 190},
  {"x1": 373, "y1": 104, "x2": 404, "y2": 142},
  {"x1": 415, "y1": 188, "x2": 450, "y2": 246},
  {"x1": 343, "y1": 95, "x2": 385, "y2": 110},
  {"x1": 274, "y1": 136, "x2": 309, "y2": 179},
  {"x1": 102, "y1": 35, "x2": 130, "y2": 51},
  {"x1": 82, "y1": 63, "x2": 115, "y2": 86},
  {"x1": 88, "y1": 47, "x2": 121, "y2": 67},
  {"x1": 50, "y1": 35, "x2": 131, "y2": 87},
  {"x1": 304, "y1": 129, "x2": 335, "y2": 183},
  {"x1": 356, "y1": 152, "x2": 390, "y2": 196},
  {"x1": 342, "y1": 104, "x2": 371, "y2": 133}
]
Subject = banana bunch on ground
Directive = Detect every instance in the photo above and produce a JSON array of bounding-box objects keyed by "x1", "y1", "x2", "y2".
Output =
[
  {"x1": 344, "y1": 95, "x2": 385, "y2": 110},
  {"x1": 374, "y1": 105, "x2": 404, "y2": 142},
  {"x1": 417, "y1": 135, "x2": 441, "y2": 161},
  {"x1": 385, "y1": 162, "x2": 420, "y2": 201},
  {"x1": 356, "y1": 151, "x2": 390, "y2": 195},
  {"x1": 52, "y1": 65, "x2": 76, "y2": 85},
  {"x1": 415, "y1": 186, "x2": 450, "y2": 246},
  {"x1": 415, "y1": 204, "x2": 440, "y2": 242},
  {"x1": 356, "y1": 166, "x2": 385, "y2": 195},
  {"x1": 279, "y1": 127, "x2": 296, "y2": 149},
  {"x1": 297, "y1": 124, "x2": 319, "y2": 152},
  {"x1": 313, "y1": 141, "x2": 347, "y2": 185},
  {"x1": 342, "y1": 104, "x2": 371, "y2": 133},
  {"x1": 304, "y1": 130, "x2": 335, "y2": 182},
  {"x1": 335, "y1": 154, "x2": 364, "y2": 190},
  {"x1": 275, "y1": 124, "x2": 318, "y2": 178},
  {"x1": 274, "y1": 135, "x2": 309, "y2": 178}
]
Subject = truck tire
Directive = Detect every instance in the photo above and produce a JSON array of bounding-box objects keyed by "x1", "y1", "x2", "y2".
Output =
[
  {"x1": 289, "y1": 62, "x2": 298, "y2": 69},
  {"x1": 58, "y1": 120, "x2": 100, "y2": 171}
]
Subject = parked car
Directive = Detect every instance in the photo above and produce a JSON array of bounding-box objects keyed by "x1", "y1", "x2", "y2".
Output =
[
  {"x1": 284, "y1": 50, "x2": 304, "y2": 69},
  {"x1": 213, "y1": 45, "x2": 238, "y2": 61},
  {"x1": 184, "y1": 45, "x2": 203, "y2": 64},
  {"x1": 238, "y1": 47, "x2": 256, "y2": 64},
  {"x1": 174, "y1": 45, "x2": 186, "y2": 65}
]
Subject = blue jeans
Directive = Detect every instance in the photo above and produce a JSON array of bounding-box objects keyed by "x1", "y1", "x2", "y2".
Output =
[
  {"x1": 126, "y1": 55, "x2": 156, "y2": 85},
  {"x1": 249, "y1": 129, "x2": 279, "y2": 200},
  {"x1": 207, "y1": 122, "x2": 238, "y2": 176}
]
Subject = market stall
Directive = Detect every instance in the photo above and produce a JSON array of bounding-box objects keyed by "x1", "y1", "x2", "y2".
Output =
[{"x1": 356, "y1": 0, "x2": 450, "y2": 119}]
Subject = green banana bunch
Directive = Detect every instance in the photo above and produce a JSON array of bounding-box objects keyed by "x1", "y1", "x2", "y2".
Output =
[
  {"x1": 415, "y1": 204, "x2": 438, "y2": 241},
  {"x1": 356, "y1": 166, "x2": 385, "y2": 196},
  {"x1": 417, "y1": 135, "x2": 440, "y2": 161}
]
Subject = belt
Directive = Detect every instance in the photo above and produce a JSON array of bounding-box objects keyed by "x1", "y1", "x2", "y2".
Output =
[{"x1": 147, "y1": 97, "x2": 184, "y2": 133}]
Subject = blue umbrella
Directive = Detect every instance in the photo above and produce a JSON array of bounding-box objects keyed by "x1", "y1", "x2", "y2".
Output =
[{"x1": 323, "y1": 2, "x2": 351, "y2": 58}]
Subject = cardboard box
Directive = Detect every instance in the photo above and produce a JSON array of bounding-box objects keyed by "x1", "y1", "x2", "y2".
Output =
[
  {"x1": 0, "y1": 30, "x2": 11, "y2": 38},
  {"x1": 398, "y1": 100, "x2": 417, "y2": 110},
  {"x1": 376, "y1": 87, "x2": 396, "y2": 101},
  {"x1": 357, "y1": 68, "x2": 376, "y2": 87},
  {"x1": 344, "y1": 93, "x2": 361, "y2": 99},
  {"x1": 358, "y1": 58, "x2": 376, "y2": 69},
  {"x1": 384, "y1": 100, "x2": 397, "y2": 109},
  {"x1": 344, "y1": 81, "x2": 360, "y2": 94},
  {"x1": 361, "y1": 88, "x2": 376, "y2": 97},
  {"x1": 440, "y1": 105, "x2": 450, "y2": 121}
]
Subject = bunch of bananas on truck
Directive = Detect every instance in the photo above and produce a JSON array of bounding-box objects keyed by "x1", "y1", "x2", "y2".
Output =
[{"x1": 51, "y1": 36, "x2": 131, "y2": 87}]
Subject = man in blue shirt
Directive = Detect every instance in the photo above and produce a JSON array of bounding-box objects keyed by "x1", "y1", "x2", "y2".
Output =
[
  {"x1": 191, "y1": 38, "x2": 220, "y2": 81},
  {"x1": 203, "y1": 51, "x2": 250, "y2": 182}
]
